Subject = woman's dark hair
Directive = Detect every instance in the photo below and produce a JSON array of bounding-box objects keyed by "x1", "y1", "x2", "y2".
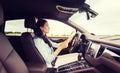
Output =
[
  {"x1": 34, "y1": 19, "x2": 52, "y2": 47},
  {"x1": 34, "y1": 19, "x2": 47, "y2": 37}
]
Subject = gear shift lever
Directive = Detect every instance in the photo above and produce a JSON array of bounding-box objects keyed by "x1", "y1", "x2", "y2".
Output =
[{"x1": 78, "y1": 53, "x2": 83, "y2": 61}]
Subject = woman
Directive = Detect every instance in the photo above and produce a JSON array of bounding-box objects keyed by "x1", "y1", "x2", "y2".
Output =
[{"x1": 33, "y1": 19, "x2": 78, "y2": 68}]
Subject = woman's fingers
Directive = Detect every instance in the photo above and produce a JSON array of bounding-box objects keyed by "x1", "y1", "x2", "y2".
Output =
[
  {"x1": 67, "y1": 31, "x2": 76, "y2": 43},
  {"x1": 59, "y1": 40, "x2": 69, "y2": 49}
]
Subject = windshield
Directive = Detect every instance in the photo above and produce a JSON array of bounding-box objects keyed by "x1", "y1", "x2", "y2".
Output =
[{"x1": 70, "y1": 0, "x2": 120, "y2": 35}]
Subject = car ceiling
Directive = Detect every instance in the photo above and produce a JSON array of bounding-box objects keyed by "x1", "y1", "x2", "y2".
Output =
[{"x1": 1, "y1": 0, "x2": 85, "y2": 21}]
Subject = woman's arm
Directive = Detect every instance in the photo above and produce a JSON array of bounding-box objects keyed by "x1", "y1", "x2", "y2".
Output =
[
  {"x1": 53, "y1": 40, "x2": 69, "y2": 57},
  {"x1": 52, "y1": 31, "x2": 76, "y2": 57},
  {"x1": 49, "y1": 39, "x2": 61, "y2": 48}
]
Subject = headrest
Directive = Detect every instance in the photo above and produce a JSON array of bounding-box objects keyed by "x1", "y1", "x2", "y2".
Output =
[
  {"x1": 24, "y1": 17, "x2": 36, "y2": 29},
  {"x1": 0, "y1": 3, "x2": 4, "y2": 26}
]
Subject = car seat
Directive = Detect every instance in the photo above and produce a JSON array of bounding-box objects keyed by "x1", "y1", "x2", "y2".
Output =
[
  {"x1": 21, "y1": 17, "x2": 49, "y2": 73},
  {"x1": 0, "y1": 3, "x2": 29, "y2": 73}
]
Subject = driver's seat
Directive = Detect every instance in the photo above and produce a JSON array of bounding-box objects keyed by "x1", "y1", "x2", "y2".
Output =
[
  {"x1": 21, "y1": 32, "x2": 49, "y2": 73},
  {"x1": 21, "y1": 17, "x2": 54, "y2": 73}
]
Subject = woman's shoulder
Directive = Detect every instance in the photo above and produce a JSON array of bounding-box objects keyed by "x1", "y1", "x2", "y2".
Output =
[{"x1": 33, "y1": 36, "x2": 43, "y2": 41}]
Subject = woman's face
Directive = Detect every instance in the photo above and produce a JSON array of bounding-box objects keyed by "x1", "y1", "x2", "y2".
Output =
[{"x1": 40, "y1": 22, "x2": 50, "y2": 35}]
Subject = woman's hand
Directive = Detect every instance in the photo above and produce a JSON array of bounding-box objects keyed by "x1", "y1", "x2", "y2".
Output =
[
  {"x1": 53, "y1": 31, "x2": 76, "y2": 57},
  {"x1": 59, "y1": 31, "x2": 76, "y2": 50},
  {"x1": 67, "y1": 31, "x2": 76, "y2": 43},
  {"x1": 53, "y1": 40, "x2": 69, "y2": 57},
  {"x1": 59, "y1": 40, "x2": 69, "y2": 50}
]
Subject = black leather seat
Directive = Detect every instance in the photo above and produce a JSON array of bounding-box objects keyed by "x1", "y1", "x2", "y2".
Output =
[
  {"x1": 0, "y1": 3, "x2": 29, "y2": 73},
  {"x1": 21, "y1": 17, "x2": 48, "y2": 73},
  {"x1": 0, "y1": 33, "x2": 29, "y2": 73},
  {"x1": 21, "y1": 32, "x2": 48, "y2": 73}
]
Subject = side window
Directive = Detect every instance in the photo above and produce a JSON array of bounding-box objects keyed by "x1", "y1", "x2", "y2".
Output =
[
  {"x1": 5, "y1": 19, "x2": 32, "y2": 36},
  {"x1": 4, "y1": 19, "x2": 75, "y2": 37},
  {"x1": 47, "y1": 19, "x2": 75, "y2": 37}
]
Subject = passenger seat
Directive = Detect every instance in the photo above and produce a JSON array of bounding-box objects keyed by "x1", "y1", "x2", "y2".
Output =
[
  {"x1": 0, "y1": 33, "x2": 29, "y2": 73},
  {"x1": 0, "y1": 3, "x2": 29, "y2": 73}
]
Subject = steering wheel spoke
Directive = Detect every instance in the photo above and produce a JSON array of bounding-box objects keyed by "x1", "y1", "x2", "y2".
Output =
[{"x1": 68, "y1": 32, "x2": 82, "y2": 53}]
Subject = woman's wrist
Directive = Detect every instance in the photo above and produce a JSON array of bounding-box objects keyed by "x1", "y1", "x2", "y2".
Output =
[
  {"x1": 53, "y1": 47, "x2": 62, "y2": 57},
  {"x1": 57, "y1": 46, "x2": 63, "y2": 51}
]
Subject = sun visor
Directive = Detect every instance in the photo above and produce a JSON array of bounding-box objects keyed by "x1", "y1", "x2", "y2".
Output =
[
  {"x1": 24, "y1": 17, "x2": 36, "y2": 29},
  {"x1": 55, "y1": 0, "x2": 86, "y2": 15},
  {"x1": 0, "y1": 3, "x2": 4, "y2": 26},
  {"x1": 56, "y1": 0, "x2": 85, "y2": 8},
  {"x1": 56, "y1": 0, "x2": 98, "y2": 20}
]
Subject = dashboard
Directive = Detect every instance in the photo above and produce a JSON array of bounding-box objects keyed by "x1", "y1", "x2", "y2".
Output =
[
  {"x1": 86, "y1": 41, "x2": 120, "y2": 59},
  {"x1": 86, "y1": 41, "x2": 104, "y2": 58},
  {"x1": 57, "y1": 39, "x2": 120, "y2": 73},
  {"x1": 84, "y1": 41, "x2": 120, "y2": 73}
]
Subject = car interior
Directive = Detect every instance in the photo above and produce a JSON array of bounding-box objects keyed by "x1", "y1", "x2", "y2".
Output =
[{"x1": 0, "y1": 0, "x2": 120, "y2": 73}]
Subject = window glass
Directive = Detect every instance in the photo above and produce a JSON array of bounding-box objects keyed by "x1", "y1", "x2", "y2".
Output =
[
  {"x1": 70, "y1": 0, "x2": 120, "y2": 35},
  {"x1": 5, "y1": 19, "x2": 32, "y2": 36},
  {"x1": 47, "y1": 19, "x2": 75, "y2": 37},
  {"x1": 5, "y1": 19, "x2": 75, "y2": 37}
]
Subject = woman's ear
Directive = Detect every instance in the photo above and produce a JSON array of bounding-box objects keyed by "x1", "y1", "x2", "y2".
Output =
[{"x1": 40, "y1": 27, "x2": 43, "y2": 30}]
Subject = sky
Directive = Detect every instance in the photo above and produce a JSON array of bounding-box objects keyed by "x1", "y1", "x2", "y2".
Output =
[{"x1": 5, "y1": 0, "x2": 120, "y2": 35}]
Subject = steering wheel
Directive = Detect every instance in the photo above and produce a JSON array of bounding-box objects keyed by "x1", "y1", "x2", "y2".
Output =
[{"x1": 68, "y1": 32, "x2": 82, "y2": 53}]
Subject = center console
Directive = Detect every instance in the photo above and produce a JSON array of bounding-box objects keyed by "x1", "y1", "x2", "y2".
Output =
[
  {"x1": 57, "y1": 57, "x2": 92, "y2": 73},
  {"x1": 86, "y1": 41, "x2": 105, "y2": 59},
  {"x1": 56, "y1": 40, "x2": 106, "y2": 73},
  {"x1": 56, "y1": 41, "x2": 103, "y2": 73}
]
